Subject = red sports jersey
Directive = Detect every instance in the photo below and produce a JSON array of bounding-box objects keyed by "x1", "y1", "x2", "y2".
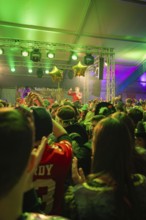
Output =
[{"x1": 33, "y1": 138, "x2": 72, "y2": 215}]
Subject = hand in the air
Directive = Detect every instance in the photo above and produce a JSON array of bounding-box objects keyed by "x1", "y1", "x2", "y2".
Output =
[{"x1": 72, "y1": 157, "x2": 86, "y2": 185}]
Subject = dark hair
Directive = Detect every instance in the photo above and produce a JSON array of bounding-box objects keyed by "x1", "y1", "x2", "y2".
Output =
[
  {"x1": 111, "y1": 112, "x2": 135, "y2": 143},
  {"x1": 69, "y1": 132, "x2": 91, "y2": 175},
  {"x1": 31, "y1": 106, "x2": 53, "y2": 141},
  {"x1": 135, "y1": 121, "x2": 146, "y2": 139},
  {"x1": 128, "y1": 107, "x2": 143, "y2": 127},
  {"x1": 112, "y1": 111, "x2": 146, "y2": 179},
  {"x1": 135, "y1": 121, "x2": 146, "y2": 151},
  {"x1": 115, "y1": 101, "x2": 126, "y2": 112},
  {"x1": 92, "y1": 117, "x2": 139, "y2": 220},
  {"x1": 56, "y1": 105, "x2": 76, "y2": 122},
  {"x1": 0, "y1": 108, "x2": 34, "y2": 197},
  {"x1": 94, "y1": 102, "x2": 116, "y2": 116},
  {"x1": 92, "y1": 117, "x2": 133, "y2": 177},
  {"x1": 63, "y1": 102, "x2": 79, "y2": 121},
  {"x1": 69, "y1": 132, "x2": 83, "y2": 146}
]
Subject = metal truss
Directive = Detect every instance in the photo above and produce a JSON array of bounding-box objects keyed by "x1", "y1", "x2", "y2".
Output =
[
  {"x1": 85, "y1": 48, "x2": 115, "y2": 101},
  {"x1": 0, "y1": 38, "x2": 115, "y2": 100},
  {"x1": 0, "y1": 38, "x2": 114, "y2": 55},
  {"x1": 106, "y1": 51, "x2": 115, "y2": 101}
]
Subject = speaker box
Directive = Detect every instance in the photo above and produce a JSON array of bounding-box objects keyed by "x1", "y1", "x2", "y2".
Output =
[{"x1": 99, "y1": 57, "x2": 104, "y2": 80}]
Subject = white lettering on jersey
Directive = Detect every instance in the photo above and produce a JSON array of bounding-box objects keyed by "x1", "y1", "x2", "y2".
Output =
[{"x1": 35, "y1": 164, "x2": 53, "y2": 176}]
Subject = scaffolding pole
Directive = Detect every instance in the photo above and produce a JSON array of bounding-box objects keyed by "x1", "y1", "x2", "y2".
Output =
[{"x1": 106, "y1": 50, "x2": 115, "y2": 101}]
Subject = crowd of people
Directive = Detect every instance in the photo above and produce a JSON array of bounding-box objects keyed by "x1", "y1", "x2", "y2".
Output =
[{"x1": 0, "y1": 92, "x2": 146, "y2": 220}]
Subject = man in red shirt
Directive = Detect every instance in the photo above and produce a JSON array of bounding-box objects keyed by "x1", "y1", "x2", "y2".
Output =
[
  {"x1": 0, "y1": 107, "x2": 68, "y2": 220},
  {"x1": 68, "y1": 87, "x2": 82, "y2": 103},
  {"x1": 31, "y1": 107, "x2": 72, "y2": 215}
]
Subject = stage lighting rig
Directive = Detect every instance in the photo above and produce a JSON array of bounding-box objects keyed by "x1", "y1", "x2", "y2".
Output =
[
  {"x1": 30, "y1": 49, "x2": 41, "y2": 62},
  {"x1": 84, "y1": 53, "x2": 94, "y2": 65}
]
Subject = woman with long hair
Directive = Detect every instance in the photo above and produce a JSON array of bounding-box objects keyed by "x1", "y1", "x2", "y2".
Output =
[{"x1": 64, "y1": 117, "x2": 146, "y2": 220}]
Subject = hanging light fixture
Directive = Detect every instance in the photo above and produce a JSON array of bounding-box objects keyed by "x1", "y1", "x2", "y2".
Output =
[
  {"x1": 0, "y1": 48, "x2": 4, "y2": 55},
  {"x1": 45, "y1": 70, "x2": 49, "y2": 74},
  {"x1": 30, "y1": 49, "x2": 41, "y2": 62},
  {"x1": 21, "y1": 50, "x2": 29, "y2": 57},
  {"x1": 84, "y1": 53, "x2": 94, "y2": 65},
  {"x1": 28, "y1": 69, "x2": 33, "y2": 73},
  {"x1": 11, "y1": 67, "x2": 15, "y2": 72},
  {"x1": 70, "y1": 52, "x2": 78, "y2": 61},
  {"x1": 47, "y1": 51, "x2": 55, "y2": 59}
]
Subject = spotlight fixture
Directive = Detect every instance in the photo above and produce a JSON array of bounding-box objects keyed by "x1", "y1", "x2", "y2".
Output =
[
  {"x1": 104, "y1": 62, "x2": 108, "y2": 66},
  {"x1": 11, "y1": 67, "x2": 15, "y2": 72},
  {"x1": 84, "y1": 53, "x2": 94, "y2": 65},
  {"x1": 47, "y1": 51, "x2": 55, "y2": 59},
  {"x1": 45, "y1": 70, "x2": 49, "y2": 74},
  {"x1": 28, "y1": 69, "x2": 33, "y2": 73},
  {"x1": 22, "y1": 50, "x2": 29, "y2": 57},
  {"x1": 71, "y1": 52, "x2": 78, "y2": 61},
  {"x1": 0, "y1": 48, "x2": 4, "y2": 55},
  {"x1": 30, "y1": 49, "x2": 41, "y2": 62}
]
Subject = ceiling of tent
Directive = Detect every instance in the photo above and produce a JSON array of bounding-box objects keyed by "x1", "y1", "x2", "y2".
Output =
[{"x1": 0, "y1": 0, "x2": 146, "y2": 87}]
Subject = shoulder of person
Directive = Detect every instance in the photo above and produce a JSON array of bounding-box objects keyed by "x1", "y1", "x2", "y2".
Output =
[
  {"x1": 51, "y1": 140, "x2": 72, "y2": 152},
  {"x1": 21, "y1": 212, "x2": 68, "y2": 220}
]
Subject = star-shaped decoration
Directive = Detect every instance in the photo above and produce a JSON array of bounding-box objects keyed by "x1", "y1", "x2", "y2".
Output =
[
  {"x1": 49, "y1": 66, "x2": 63, "y2": 82},
  {"x1": 72, "y1": 61, "x2": 87, "y2": 77}
]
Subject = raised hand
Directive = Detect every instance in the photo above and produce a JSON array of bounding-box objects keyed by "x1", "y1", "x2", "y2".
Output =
[
  {"x1": 72, "y1": 157, "x2": 86, "y2": 185},
  {"x1": 24, "y1": 136, "x2": 47, "y2": 191},
  {"x1": 25, "y1": 92, "x2": 44, "y2": 107}
]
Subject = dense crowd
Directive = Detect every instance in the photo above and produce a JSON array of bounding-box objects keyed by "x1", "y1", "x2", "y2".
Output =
[{"x1": 0, "y1": 93, "x2": 146, "y2": 220}]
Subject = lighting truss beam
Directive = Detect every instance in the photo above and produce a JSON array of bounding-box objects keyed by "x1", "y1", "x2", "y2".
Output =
[{"x1": 0, "y1": 38, "x2": 114, "y2": 55}]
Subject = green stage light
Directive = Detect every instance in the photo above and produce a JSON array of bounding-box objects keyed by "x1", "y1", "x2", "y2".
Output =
[
  {"x1": 22, "y1": 50, "x2": 29, "y2": 57},
  {"x1": 71, "y1": 52, "x2": 78, "y2": 60},
  {"x1": 0, "y1": 48, "x2": 4, "y2": 55},
  {"x1": 28, "y1": 69, "x2": 32, "y2": 73},
  {"x1": 47, "y1": 51, "x2": 55, "y2": 59},
  {"x1": 45, "y1": 70, "x2": 49, "y2": 74},
  {"x1": 11, "y1": 67, "x2": 15, "y2": 72}
]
